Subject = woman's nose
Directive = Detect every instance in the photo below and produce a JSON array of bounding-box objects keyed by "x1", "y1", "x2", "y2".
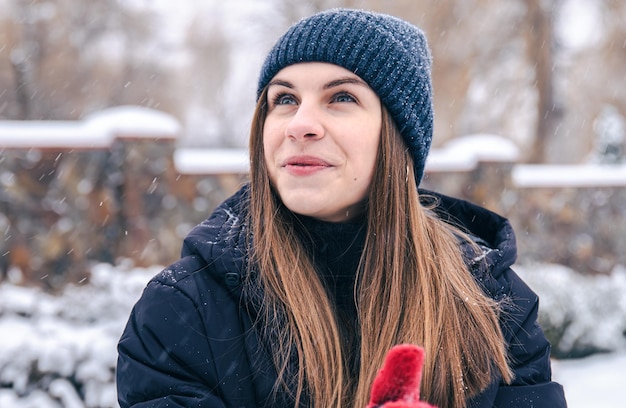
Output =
[{"x1": 285, "y1": 102, "x2": 324, "y2": 140}]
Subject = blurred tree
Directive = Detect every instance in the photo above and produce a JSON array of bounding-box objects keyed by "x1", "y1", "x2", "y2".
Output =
[
  {"x1": 550, "y1": 0, "x2": 626, "y2": 163},
  {"x1": 0, "y1": 0, "x2": 623, "y2": 164},
  {"x1": 181, "y1": 9, "x2": 230, "y2": 146},
  {"x1": 524, "y1": 0, "x2": 561, "y2": 163},
  {"x1": 601, "y1": 1, "x2": 626, "y2": 124},
  {"x1": 0, "y1": 0, "x2": 180, "y2": 120},
  {"x1": 354, "y1": 0, "x2": 530, "y2": 148}
]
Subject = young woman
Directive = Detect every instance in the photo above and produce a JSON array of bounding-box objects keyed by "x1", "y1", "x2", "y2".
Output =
[{"x1": 117, "y1": 9, "x2": 567, "y2": 408}]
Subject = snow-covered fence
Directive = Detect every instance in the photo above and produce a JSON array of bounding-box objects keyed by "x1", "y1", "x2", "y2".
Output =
[
  {"x1": 0, "y1": 106, "x2": 245, "y2": 288},
  {"x1": 421, "y1": 135, "x2": 626, "y2": 275},
  {"x1": 1, "y1": 108, "x2": 625, "y2": 288}
]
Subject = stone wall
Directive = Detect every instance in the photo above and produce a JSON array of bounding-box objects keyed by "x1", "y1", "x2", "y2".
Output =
[
  {"x1": 422, "y1": 162, "x2": 626, "y2": 275},
  {"x1": 1, "y1": 111, "x2": 623, "y2": 289},
  {"x1": 0, "y1": 138, "x2": 247, "y2": 289}
]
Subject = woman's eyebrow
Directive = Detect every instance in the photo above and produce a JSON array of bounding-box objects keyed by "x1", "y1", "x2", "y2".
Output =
[
  {"x1": 268, "y1": 76, "x2": 368, "y2": 90},
  {"x1": 267, "y1": 79, "x2": 293, "y2": 89},
  {"x1": 323, "y1": 77, "x2": 368, "y2": 90}
]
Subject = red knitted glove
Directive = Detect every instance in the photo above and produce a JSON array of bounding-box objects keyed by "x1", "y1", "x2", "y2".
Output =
[{"x1": 366, "y1": 344, "x2": 437, "y2": 408}]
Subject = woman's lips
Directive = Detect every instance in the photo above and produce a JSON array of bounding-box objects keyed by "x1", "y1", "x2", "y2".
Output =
[{"x1": 282, "y1": 156, "x2": 332, "y2": 175}]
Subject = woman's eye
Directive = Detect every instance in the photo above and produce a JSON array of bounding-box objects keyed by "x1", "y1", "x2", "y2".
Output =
[
  {"x1": 332, "y1": 92, "x2": 356, "y2": 103},
  {"x1": 272, "y1": 93, "x2": 297, "y2": 106}
]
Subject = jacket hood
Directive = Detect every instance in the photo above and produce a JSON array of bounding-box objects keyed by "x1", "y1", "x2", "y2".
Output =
[
  {"x1": 181, "y1": 185, "x2": 251, "y2": 284},
  {"x1": 422, "y1": 189, "x2": 518, "y2": 280}
]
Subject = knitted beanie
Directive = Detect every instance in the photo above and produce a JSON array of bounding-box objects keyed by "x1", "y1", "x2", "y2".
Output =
[{"x1": 257, "y1": 8, "x2": 434, "y2": 184}]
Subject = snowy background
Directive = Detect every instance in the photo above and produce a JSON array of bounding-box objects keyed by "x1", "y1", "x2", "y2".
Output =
[
  {"x1": 0, "y1": 260, "x2": 624, "y2": 407},
  {"x1": 1, "y1": 0, "x2": 625, "y2": 406}
]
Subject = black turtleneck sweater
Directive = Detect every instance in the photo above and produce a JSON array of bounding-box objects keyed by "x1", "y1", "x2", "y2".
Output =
[
  {"x1": 295, "y1": 214, "x2": 367, "y2": 377},
  {"x1": 295, "y1": 215, "x2": 366, "y2": 306}
]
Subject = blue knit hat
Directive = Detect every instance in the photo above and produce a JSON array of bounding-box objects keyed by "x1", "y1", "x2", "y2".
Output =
[{"x1": 257, "y1": 8, "x2": 434, "y2": 184}]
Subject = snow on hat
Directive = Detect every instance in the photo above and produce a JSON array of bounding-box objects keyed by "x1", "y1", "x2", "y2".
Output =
[{"x1": 257, "y1": 8, "x2": 434, "y2": 184}]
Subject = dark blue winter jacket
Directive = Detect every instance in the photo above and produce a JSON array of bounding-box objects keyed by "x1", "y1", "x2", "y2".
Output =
[{"x1": 116, "y1": 185, "x2": 567, "y2": 407}]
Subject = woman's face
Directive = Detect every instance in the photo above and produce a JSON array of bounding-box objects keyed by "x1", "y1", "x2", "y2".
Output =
[{"x1": 263, "y1": 62, "x2": 382, "y2": 222}]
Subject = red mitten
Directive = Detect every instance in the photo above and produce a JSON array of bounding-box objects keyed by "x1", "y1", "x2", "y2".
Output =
[{"x1": 366, "y1": 344, "x2": 437, "y2": 408}]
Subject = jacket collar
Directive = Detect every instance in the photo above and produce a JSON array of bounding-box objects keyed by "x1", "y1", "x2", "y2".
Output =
[{"x1": 180, "y1": 185, "x2": 518, "y2": 287}]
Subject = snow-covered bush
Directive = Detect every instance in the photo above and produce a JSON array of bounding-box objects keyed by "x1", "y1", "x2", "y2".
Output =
[
  {"x1": 0, "y1": 262, "x2": 159, "y2": 408},
  {"x1": 516, "y1": 263, "x2": 626, "y2": 358}
]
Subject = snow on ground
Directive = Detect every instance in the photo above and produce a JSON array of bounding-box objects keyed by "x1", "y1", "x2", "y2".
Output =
[
  {"x1": 0, "y1": 261, "x2": 624, "y2": 407},
  {"x1": 552, "y1": 352, "x2": 626, "y2": 408}
]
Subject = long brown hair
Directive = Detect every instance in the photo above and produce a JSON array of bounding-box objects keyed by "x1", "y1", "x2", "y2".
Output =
[{"x1": 248, "y1": 87, "x2": 512, "y2": 408}]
